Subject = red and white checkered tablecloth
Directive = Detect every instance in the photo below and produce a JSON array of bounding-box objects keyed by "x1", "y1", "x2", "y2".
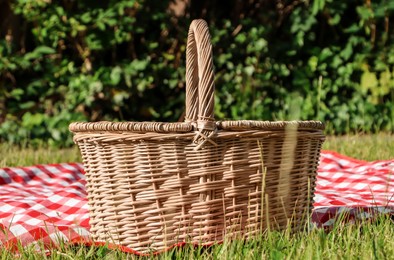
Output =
[
  {"x1": 0, "y1": 163, "x2": 90, "y2": 251},
  {"x1": 0, "y1": 151, "x2": 393, "y2": 253}
]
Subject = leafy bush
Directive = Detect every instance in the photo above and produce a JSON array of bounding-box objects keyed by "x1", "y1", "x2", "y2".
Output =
[{"x1": 0, "y1": 0, "x2": 393, "y2": 146}]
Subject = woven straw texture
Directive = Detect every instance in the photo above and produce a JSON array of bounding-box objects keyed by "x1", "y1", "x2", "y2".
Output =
[{"x1": 69, "y1": 19, "x2": 325, "y2": 252}]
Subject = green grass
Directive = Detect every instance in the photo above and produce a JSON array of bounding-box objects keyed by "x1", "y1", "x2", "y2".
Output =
[
  {"x1": 0, "y1": 144, "x2": 81, "y2": 168},
  {"x1": 1, "y1": 216, "x2": 393, "y2": 259},
  {"x1": 0, "y1": 133, "x2": 393, "y2": 259},
  {"x1": 1, "y1": 133, "x2": 392, "y2": 167},
  {"x1": 323, "y1": 133, "x2": 393, "y2": 161}
]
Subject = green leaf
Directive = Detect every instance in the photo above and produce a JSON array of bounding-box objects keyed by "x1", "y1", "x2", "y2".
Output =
[
  {"x1": 23, "y1": 46, "x2": 55, "y2": 60},
  {"x1": 235, "y1": 33, "x2": 246, "y2": 44},
  {"x1": 35, "y1": 46, "x2": 56, "y2": 54},
  {"x1": 254, "y1": 38, "x2": 267, "y2": 52},
  {"x1": 340, "y1": 43, "x2": 353, "y2": 61},
  {"x1": 113, "y1": 90, "x2": 129, "y2": 105},
  {"x1": 312, "y1": 0, "x2": 326, "y2": 15},
  {"x1": 356, "y1": 6, "x2": 374, "y2": 20},
  {"x1": 319, "y1": 48, "x2": 333, "y2": 61},
  {"x1": 89, "y1": 81, "x2": 103, "y2": 93},
  {"x1": 308, "y1": 56, "x2": 318, "y2": 72},
  {"x1": 21, "y1": 112, "x2": 44, "y2": 127},
  {"x1": 137, "y1": 79, "x2": 149, "y2": 92},
  {"x1": 379, "y1": 69, "x2": 392, "y2": 95},
  {"x1": 374, "y1": 5, "x2": 386, "y2": 18},
  {"x1": 96, "y1": 22, "x2": 105, "y2": 30},
  {"x1": 110, "y1": 66, "x2": 122, "y2": 85},
  {"x1": 328, "y1": 13, "x2": 341, "y2": 25},
  {"x1": 149, "y1": 42, "x2": 159, "y2": 49},
  {"x1": 51, "y1": 129, "x2": 62, "y2": 141},
  {"x1": 360, "y1": 70, "x2": 378, "y2": 94},
  {"x1": 105, "y1": 18, "x2": 117, "y2": 27},
  {"x1": 10, "y1": 89, "x2": 24, "y2": 100},
  {"x1": 344, "y1": 24, "x2": 361, "y2": 33},
  {"x1": 244, "y1": 66, "x2": 254, "y2": 76},
  {"x1": 24, "y1": 52, "x2": 41, "y2": 60},
  {"x1": 19, "y1": 101, "x2": 36, "y2": 110},
  {"x1": 80, "y1": 12, "x2": 92, "y2": 23},
  {"x1": 130, "y1": 59, "x2": 149, "y2": 71},
  {"x1": 163, "y1": 53, "x2": 175, "y2": 61}
]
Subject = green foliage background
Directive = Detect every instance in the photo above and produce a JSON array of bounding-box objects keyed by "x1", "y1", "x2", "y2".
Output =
[{"x1": 0, "y1": 0, "x2": 393, "y2": 146}]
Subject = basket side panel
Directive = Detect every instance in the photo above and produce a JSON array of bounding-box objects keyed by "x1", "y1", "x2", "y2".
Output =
[
  {"x1": 75, "y1": 135, "x2": 198, "y2": 252},
  {"x1": 221, "y1": 140, "x2": 261, "y2": 239},
  {"x1": 219, "y1": 129, "x2": 325, "y2": 237},
  {"x1": 186, "y1": 144, "x2": 229, "y2": 243}
]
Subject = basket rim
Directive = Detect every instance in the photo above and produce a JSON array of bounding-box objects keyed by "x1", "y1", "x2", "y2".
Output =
[{"x1": 69, "y1": 120, "x2": 325, "y2": 133}]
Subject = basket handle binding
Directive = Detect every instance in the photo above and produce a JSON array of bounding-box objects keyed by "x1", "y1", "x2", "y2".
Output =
[{"x1": 185, "y1": 19, "x2": 217, "y2": 150}]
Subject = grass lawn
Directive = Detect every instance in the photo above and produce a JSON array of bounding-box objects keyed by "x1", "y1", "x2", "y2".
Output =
[
  {"x1": 323, "y1": 133, "x2": 393, "y2": 161},
  {"x1": 0, "y1": 133, "x2": 393, "y2": 259},
  {"x1": 1, "y1": 133, "x2": 393, "y2": 167}
]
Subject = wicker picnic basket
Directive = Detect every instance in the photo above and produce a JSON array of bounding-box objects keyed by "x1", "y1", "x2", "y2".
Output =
[{"x1": 69, "y1": 19, "x2": 325, "y2": 252}]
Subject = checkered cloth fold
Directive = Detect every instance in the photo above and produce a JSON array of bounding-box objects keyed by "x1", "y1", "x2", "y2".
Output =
[{"x1": 0, "y1": 151, "x2": 393, "y2": 253}]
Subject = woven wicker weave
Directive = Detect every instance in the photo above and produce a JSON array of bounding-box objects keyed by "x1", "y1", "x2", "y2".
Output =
[{"x1": 69, "y1": 19, "x2": 325, "y2": 252}]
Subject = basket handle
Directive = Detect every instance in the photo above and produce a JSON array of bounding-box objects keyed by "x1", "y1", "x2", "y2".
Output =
[{"x1": 185, "y1": 19, "x2": 217, "y2": 149}]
